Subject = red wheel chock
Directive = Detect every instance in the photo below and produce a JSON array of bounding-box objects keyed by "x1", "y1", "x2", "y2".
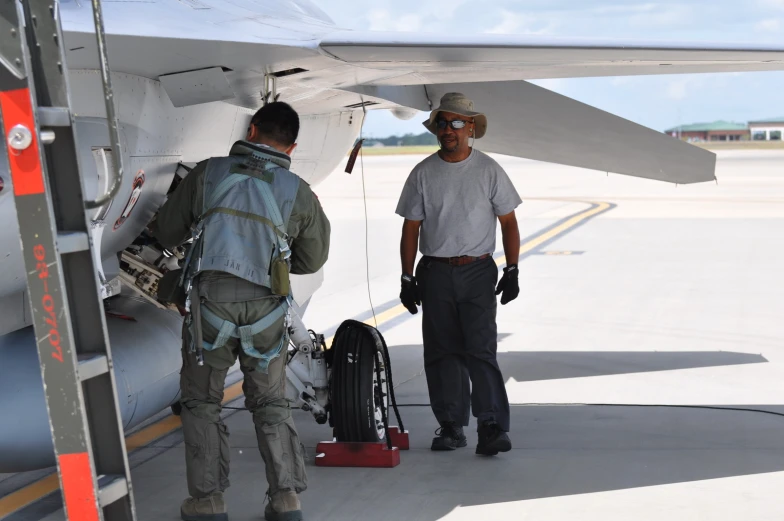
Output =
[
  {"x1": 315, "y1": 427, "x2": 410, "y2": 468},
  {"x1": 387, "y1": 426, "x2": 410, "y2": 450}
]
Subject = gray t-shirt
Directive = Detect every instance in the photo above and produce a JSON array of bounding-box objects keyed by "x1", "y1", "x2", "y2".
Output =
[{"x1": 395, "y1": 149, "x2": 522, "y2": 258}]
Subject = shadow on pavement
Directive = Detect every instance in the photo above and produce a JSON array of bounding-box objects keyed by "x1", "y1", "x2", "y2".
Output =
[{"x1": 389, "y1": 344, "x2": 767, "y2": 384}]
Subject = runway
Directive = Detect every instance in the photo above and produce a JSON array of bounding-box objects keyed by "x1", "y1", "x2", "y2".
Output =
[{"x1": 3, "y1": 149, "x2": 784, "y2": 520}]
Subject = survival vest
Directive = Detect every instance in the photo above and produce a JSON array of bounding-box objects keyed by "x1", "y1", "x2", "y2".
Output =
[
  {"x1": 180, "y1": 142, "x2": 300, "y2": 372},
  {"x1": 187, "y1": 145, "x2": 300, "y2": 290}
]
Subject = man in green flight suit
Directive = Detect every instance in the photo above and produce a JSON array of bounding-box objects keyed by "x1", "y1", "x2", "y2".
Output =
[{"x1": 152, "y1": 102, "x2": 330, "y2": 521}]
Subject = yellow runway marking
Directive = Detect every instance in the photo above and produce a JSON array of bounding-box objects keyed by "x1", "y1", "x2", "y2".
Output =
[
  {"x1": 0, "y1": 200, "x2": 610, "y2": 520},
  {"x1": 0, "y1": 476, "x2": 59, "y2": 520},
  {"x1": 0, "y1": 377, "x2": 248, "y2": 518},
  {"x1": 495, "y1": 202, "x2": 611, "y2": 267}
]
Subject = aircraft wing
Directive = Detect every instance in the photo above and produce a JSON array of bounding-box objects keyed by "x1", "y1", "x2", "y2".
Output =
[
  {"x1": 349, "y1": 80, "x2": 716, "y2": 184},
  {"x1": 319, "y1": 32, "x2": 784, "y2": 83},
  {"x1": 319, "y1": 32, "x2": 784, "y2": 184},
  {"x1": 57, "y1": 1, "x2": 784, "y2": 184}
]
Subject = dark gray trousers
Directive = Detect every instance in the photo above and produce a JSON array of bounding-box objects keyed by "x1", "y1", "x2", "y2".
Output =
[{"x1": 416, "y1": 256, "x2": 511, "y2": 432}]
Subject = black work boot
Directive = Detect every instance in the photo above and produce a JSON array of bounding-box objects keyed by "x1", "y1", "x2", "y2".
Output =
[
  {"x1": 431, "y1": 421, "x2": 467, "y2": 451},
  {"x1": 476, "y1": 421, "x2": 512, "y2": 456}
]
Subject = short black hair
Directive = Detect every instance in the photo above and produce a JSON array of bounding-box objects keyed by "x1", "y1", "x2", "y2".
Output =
[{"x1": 250, "y1": 102, "x2": 300, "y2": 146}]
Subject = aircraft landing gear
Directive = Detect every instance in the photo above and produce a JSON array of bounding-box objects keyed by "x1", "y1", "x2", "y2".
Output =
[
  {"x1": 327, "y1": 320, "x2": 402, "y2": 444},
  {"x1": 329, "y1": 324, "x2": 388, "y2": 442}
]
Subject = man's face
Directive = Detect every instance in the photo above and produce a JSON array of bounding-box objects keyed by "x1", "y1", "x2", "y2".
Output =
[{"x1": 436, "y1": 112, "x2": 474, "y2": 153}]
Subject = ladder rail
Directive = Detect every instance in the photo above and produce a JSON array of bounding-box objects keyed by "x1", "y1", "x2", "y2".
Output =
[
  {"x1": 0, "y1": 1, "x2": 137, "y2": 520},
  {"x1": 85, "y1": 0, "x2": 123, "y2": 209}
]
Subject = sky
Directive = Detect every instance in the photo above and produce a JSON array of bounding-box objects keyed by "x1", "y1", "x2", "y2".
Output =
[{"x1": 310, "y1": 0, "x2": 784, "y2": 138}]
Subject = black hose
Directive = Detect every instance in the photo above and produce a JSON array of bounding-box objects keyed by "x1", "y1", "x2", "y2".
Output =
[
  {"x1": 377, "y1": 329, "x2": 404, "y2": 432},
  {"x1": 395, "y1": 402, "x2": 784, "y2": 421},
  {"x1": 374, "y1": 344, "x2": 392, "y2": 450}
]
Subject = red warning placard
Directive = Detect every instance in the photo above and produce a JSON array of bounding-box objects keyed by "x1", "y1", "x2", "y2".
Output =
[
  {"x1": 59, "y1": 452, "x2": 100, "y2": 521},
  {"x1": 0, "y1": 88, "x2": 45, "y2": 196}
]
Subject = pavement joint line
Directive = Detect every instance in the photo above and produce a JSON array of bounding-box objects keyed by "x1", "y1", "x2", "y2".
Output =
[{"x1": 0, "y1": 199, "x2": 612, "y2": 520}]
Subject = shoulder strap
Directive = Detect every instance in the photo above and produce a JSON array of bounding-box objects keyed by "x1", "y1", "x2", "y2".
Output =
[
  {"x1": 253, "y1": 178, "x2": 284, "y2": 233},
  {"x1": 203, "y1": 160, "x2": 275, "y2": 213},
  {"x1": 206, "y1": 172, "x2": 248, "y2": 211},
  {"x1": 252, "y1": 177, "x2": 290, "y2": 257}
]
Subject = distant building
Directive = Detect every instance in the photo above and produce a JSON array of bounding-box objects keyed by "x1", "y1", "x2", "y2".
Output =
[
  {"x1": 664, "y1": 121, "x2": 749, "y2": 142},
  {"x1": 748, "y1": 117, "x2": 784, "y2": 141}
]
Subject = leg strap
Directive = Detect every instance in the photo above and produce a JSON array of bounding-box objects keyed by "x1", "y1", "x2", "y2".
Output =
[{"x1": 200, "y1": 300, "x2": 290, "y2": 373}]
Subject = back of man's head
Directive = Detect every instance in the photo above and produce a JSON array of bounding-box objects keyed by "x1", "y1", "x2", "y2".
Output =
[{"x1": 249, "y1": 102, "x2": 300, "y2": 149}]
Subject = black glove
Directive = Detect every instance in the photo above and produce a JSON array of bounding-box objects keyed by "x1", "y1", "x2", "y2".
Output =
[
  {"x1": 400, "y1": 274, "x2": 420, "y2": 315},
  {"x1": 495, "y1": 264, "x2": 519, "y2": 305}
]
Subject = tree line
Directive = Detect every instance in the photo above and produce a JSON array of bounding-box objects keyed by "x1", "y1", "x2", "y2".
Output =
[{"x1": 363, "y1": 132, "x2": 438, "y2": 147}]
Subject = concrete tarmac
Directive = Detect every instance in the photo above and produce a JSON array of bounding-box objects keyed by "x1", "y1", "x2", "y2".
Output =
[{"x1": 7, "y1": 149, "x2": 784, "y2": 520}]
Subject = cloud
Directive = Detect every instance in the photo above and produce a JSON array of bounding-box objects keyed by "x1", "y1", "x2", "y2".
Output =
[
  {"x1": 593, "y1": 3, "x2": 658, "y2": 15},
  {"x1": 627, "y1": 4, "x2": 697, "y2": 28},
  {"x1": 359, "y1": 0, "x2": 471, "y2": 33},
  {"x1": 317, "y1": 0, "x2": 775, "y2": 41},
  {"x1": 487, "y1": 9, "x2": 555, "y2": 34},
  {"x1": 757, "y1": 0, "x2": 784, "y2": 9},
  {"x1": 611, "y1": 77, "x2": 636, "y2": 86},
  {"x1": 529, "y1": 79, "x2": 568, "y2": 92},
  {"x1": 367, "y1": 9, "x2": 423, "y2": 31},
  {"x1": 419, "y1": 0, "x2": 470, "y2": 21},
  {"x1": 666, "y1": 81, "x2": 688, "y2": 101},
  {"x1": 756, "y1": 18, "x2": 781, "y2": 31},
  {"x1": 665, "y1": 76, "x2": 706, "y2": 101}
]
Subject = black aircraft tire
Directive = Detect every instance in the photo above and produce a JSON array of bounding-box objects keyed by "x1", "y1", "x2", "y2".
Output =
[{"x1": 330, "y1": 322, "x2": 386, "y2": 443}]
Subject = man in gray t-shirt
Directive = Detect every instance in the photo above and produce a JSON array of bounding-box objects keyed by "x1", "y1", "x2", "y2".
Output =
[
  {"x1": 396, "y1": 148, "x2": 521, "y2": 258},
  {"x1": 395, "y1": 92, "x2": 522, "y2": 456}
]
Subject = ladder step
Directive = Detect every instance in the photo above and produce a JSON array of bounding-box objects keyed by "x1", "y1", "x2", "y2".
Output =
[
  {"x1": 37, "y1": 107, "x2": 71, "y2": 127},
  {"x1": 77, "y1": 354, "x2": 109, "y2": 381},
  {"x1": 57, "y1": 231, "x2": 89, "y2": 254},
  {"x1": 97, "y1": 474, "x2": 129, "y2": 508}
]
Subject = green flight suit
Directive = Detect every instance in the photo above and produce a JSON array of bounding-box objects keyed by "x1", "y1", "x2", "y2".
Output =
[{"x1": 152, "y1": 140, "x2": 330, "y2": 500}]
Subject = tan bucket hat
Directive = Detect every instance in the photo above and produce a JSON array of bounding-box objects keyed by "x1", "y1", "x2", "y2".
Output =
[{"x1": 423, "y1": 92, "x2": 488, "y2": 139}]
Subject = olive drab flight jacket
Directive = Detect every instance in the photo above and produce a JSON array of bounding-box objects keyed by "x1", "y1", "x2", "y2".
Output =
[{"x1": 153, "y1": 140, "x2": 331, "y2": 292}]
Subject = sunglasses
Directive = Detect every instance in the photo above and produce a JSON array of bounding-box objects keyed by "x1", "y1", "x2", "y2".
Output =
[{"x1": 436, "y1": 119, "x2": 470, "y2": 130}]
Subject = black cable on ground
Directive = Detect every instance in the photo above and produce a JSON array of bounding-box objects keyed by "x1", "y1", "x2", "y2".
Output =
[
  {"x1": 377, "y1": 330, "x2": 404, "y2": 432},
  {"x1": 395, "y1": 402, "x2": 784, "y2": 420},
  {"x1": 224, "y1": 403, "x2": 784, "y2": 422}
]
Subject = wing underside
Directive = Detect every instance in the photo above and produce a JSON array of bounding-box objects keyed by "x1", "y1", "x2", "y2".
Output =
[
  {"x1": 349, "y1": 81, "x2": 716, "y2": 184},
  {"x1": 59, "y1": 16, "x2": 784, "y2": 184},
  {"x1": 319, "y1": 33, "x2": 784, "y2": 183},
  {"x1": 319, "y1": 32, "x2": 784, "y2": 84}
]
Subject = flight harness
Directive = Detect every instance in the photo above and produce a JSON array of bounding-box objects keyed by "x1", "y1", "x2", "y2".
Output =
[{"x1": 180, "y1": 153, "x2": 294, "y2": 372}]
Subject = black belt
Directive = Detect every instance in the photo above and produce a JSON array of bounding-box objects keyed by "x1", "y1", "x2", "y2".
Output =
[{"x1": 426, "y1": 253, "x2": 491, "y2": 266}]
